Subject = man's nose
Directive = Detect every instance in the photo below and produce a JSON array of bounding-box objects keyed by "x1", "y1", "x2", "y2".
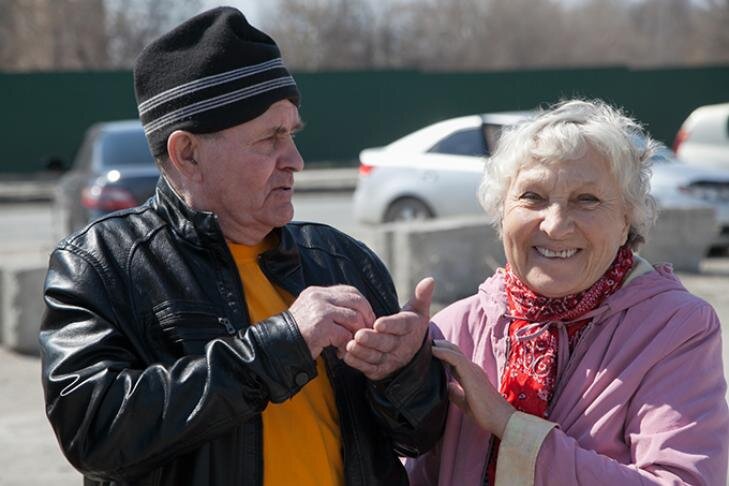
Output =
[
  {"x1": 539, "y1": 203, "x2": 574, "y2": 238},
  {"x1": 278, "y1": 136, "x2": 304, "y2": 172}
]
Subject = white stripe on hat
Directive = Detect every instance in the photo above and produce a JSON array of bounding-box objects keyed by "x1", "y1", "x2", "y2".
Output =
[
  {"x1": 143, "y1": 75, "x2": 296, "y2": 135},
  {"x1": 138, "y1": 58, "x2": 285, "y2": 116}
]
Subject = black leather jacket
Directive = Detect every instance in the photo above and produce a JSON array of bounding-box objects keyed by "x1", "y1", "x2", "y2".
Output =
[{"x1": 40, "y1": 178, "x2": 447, "y2": 486}]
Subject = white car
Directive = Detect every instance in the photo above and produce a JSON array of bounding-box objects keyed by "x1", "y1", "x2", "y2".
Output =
[
  {"x1": 353, "y1": 112, "x2": 729, "y2": 249},
  {"x1": 674, "y1": 102, "x2": 729, "y2": 170}
]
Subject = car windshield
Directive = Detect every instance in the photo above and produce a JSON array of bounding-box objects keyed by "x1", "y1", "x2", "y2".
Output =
[{"x1": 100, "y1": 129, "x2": 155, "y2": 167}]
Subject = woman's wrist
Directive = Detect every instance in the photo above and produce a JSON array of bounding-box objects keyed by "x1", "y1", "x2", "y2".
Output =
[{"x1": 492, "y1": 402, "x2": 516, "y2": 439}]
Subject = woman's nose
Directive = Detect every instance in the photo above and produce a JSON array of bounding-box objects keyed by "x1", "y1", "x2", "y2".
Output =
[{"x1": 539, "y1": 203, "x2": 574, "y2": 238}]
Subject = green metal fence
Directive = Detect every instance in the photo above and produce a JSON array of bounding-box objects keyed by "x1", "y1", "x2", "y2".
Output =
[{"x1": 1, "y1": 66, "x2": 728, "y2": 173}]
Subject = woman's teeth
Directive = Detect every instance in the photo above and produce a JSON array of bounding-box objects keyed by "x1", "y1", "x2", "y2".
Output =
[{"x1": 535, "y1": 247, "x2": 578, "y2": 258}]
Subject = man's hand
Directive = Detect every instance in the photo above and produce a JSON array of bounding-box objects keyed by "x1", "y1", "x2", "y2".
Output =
[
  {"x1": 342, "y1": 277, "x2": 435, "y2": 380},
  {"x1": 288, "y1": 285, "x2": 376, "y2": 359}
]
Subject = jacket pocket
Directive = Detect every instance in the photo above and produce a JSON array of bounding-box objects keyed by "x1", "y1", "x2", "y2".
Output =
[{"x1": 148, "y1": 300, "x2": 236, "y2": 355}]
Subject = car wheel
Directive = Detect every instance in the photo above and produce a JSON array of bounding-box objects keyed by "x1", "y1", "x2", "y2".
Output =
[{"x1": 383, "y1": 197, "x2": 434, "y2": 222}]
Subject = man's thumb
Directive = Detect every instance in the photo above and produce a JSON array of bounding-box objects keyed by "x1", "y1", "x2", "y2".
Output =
[{"x1": 406, "y1": 277, "x2": 435, "y2": 317}]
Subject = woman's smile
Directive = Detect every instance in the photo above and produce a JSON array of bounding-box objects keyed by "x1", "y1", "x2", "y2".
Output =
[{"x1": 533, "y1": 246, "x2": 580, "y2": 259}]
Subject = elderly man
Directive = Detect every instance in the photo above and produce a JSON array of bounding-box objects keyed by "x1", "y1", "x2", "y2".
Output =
[{"x1": 40, "y1": 7, "x2": 446, "y2": 486}]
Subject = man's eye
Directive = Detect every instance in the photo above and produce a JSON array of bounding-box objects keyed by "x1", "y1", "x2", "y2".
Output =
[{"x1": 260, "y1": 135, "x2": 278, "y2": 146}]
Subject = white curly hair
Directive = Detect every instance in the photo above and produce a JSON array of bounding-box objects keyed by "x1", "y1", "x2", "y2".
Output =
[{"x1": 478, "y1": 99, "x2": 658, "y2": 249}]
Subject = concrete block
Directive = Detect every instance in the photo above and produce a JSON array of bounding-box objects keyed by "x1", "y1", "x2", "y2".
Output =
[
  {"x1": 1, "y1": 260, "x2": 48, "y2": 355},
  {"x1": 363, "y1": 216, "x2": 505, "y2": 305},
  {"x1": 361, "y1": 207, "x2": 716, "y2": 308},
  {"x1": 640, "y1": 206, "x2": 717, "y2": 273}
]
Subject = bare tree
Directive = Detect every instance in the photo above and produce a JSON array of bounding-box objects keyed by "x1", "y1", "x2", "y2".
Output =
[
  {"x1": 260, "y1": 0, "x2": 729, "y2": 71},
  {"x1": 695, "y1": 0, "x2": 729, "y2": 64},
  {"x1": 2, "y1": 0, "x2": 728, "y2": 72},
  {"x1": 392, "y1": 0, "x2": 490, "y2": 70},
  {"x1": 0, "y1": 0, "x2": 19, "y2": 69},
  {"x1": 104, "y1": 0, "x2": 203, "y2": 68},
  {"x1": 0, "y1": 0, "x2": 202, "y2": 71},
  {"x1": 478, "y1": 0, "x2": 567, "y2": 69},
  {"x1": 0, "y1": 0, "x2": 107, "y2": 70},
  {"x1": 558, "y1": 0, "x2": 637, "y2": 67},
  {"x1": 262, "y1": 0, "x2": 378, "y2": 70},
  {"x1": 625, "y1": 0, "x2": 695, "y2": 66}
]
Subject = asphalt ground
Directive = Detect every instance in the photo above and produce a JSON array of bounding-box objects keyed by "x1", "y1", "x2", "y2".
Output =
[{"x1": 1, "y1": 258, "x2": 729, "y2": 485}]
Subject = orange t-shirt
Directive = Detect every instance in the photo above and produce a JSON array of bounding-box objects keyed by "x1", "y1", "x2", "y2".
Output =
[{"x1": 227, "y1": 238, "x2": 343, "y2": 486}]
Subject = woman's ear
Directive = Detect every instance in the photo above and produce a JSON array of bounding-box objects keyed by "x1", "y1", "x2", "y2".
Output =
[
  {"x1": 167, "y1": 130, "x2": 202, "y2": 183},
  {"x1": 621, "y1": 212, "x2": 631, "y2": 246}
]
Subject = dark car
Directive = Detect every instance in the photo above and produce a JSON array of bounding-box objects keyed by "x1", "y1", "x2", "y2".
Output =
[{"x1": 54, "y1": 120, "x2": 159, "y2": 238}]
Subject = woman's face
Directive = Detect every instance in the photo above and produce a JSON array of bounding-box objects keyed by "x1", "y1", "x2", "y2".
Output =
[{"x1": 501, "y1": 147, "x2": 630, "y2": 297}]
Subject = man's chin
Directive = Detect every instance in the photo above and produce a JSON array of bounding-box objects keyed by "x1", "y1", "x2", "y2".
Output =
[{"x1": 272, "y1": 206, "x2": 295, "y2": 227}]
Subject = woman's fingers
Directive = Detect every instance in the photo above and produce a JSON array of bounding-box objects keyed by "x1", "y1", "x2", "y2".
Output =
[
  {"x1": 447, "y1": 382, "x2": 467, "y2": 409},
  {"x1": 432, "y1": 338, "x2": 516, "y2": 437},
  {"x1": 433, "y1": 339, "x2": 462, "y2": 353},
  {"x1": 431, "y1": 340, "x2": 468, "y2": 370}
]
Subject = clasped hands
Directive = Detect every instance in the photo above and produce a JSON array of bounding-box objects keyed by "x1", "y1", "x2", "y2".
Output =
[{"x1": 289, "y1": 277, "x2": 435, "y2": 380}]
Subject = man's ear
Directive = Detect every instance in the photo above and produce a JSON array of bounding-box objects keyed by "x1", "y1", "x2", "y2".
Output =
[{"x1": 167, "y1": 130, "x2": 202, "y2": 182}]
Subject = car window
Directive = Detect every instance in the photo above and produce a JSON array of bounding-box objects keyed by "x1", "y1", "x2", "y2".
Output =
[
  {"x1": 100, "y1": 129, "x2": 155, "y2": 167},
  {"x1": 483, "y1": 124, "x2": 506, "y2": 155},
  {"x1": 73, "y1": 128, "x2": 98, "y2": 171},
  {"x1": 427, "y1": 128, "x2": 487, "y2": 157}
]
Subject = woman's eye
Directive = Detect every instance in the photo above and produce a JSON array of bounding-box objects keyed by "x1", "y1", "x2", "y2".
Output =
[
  {"x1": 520, "y1": 191, "x2": 543, "y2": 201},
  {"x1": 577, "y1": 194, "x2": 599, "y2": 203}
]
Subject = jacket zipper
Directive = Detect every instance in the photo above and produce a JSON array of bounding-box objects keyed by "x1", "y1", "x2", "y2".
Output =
[
  {"x1": 546, "y1": 319, "x2": 597, "y2": 416},
  {"x1": 218, "y1": 317, "x2": 236, "y2": 335}
]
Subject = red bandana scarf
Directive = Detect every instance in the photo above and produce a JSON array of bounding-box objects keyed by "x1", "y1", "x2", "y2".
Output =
[{"x1": 485, "y1": 245, "x2": 634, "y2": 485}]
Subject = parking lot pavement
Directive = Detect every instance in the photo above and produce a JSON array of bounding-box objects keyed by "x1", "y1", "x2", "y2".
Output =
[
  {"x1": 1, "y1": 258, "x2": 729, "y2": 485},
  {"x1": 0, "y1": 349, "x2": 81, "y2": 485}
]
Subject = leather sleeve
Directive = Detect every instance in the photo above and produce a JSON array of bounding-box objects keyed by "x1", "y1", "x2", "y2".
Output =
[
  {"x1": 40, "y1": 247, "x2": 316, "y2": 482},
  {"x1": 356, "y1": 243, "x2": 449, "y2": 457},
  {"x1": 366, "y1": 334, "x2": 449, "y2": 457}
]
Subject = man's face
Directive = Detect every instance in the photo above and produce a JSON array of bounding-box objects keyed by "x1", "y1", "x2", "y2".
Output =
[{"x1": 192, "y1": 99, "x2": 304, "y2": 243}]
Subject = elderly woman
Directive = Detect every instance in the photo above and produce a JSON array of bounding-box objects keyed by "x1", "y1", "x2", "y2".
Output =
[{"x1": 405, "y1": 99, "x2": 729, "y2": 485}]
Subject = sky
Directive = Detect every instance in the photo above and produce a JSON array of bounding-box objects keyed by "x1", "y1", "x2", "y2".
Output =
[{"x1": 203, "y1": 0, "x2": 262, "y2": 24}]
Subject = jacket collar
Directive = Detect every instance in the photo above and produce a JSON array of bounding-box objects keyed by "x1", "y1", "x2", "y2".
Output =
[
  {"x1": 260, "y1": 226, "x2": 305, "y2": 295},
  {"x1": 153, "y1": 176, "x2": 304, "y2": 293},
  {"x1": 153, "y1": 176, "x2": 221, "y2": 246}
]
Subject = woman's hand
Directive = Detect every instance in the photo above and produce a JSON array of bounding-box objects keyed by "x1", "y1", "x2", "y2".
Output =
[{"x1": 432, "y1": 339, "x2": 515, "y2": 439}]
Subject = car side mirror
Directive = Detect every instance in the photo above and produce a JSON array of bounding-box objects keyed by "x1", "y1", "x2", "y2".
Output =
[{"x1": 43, "y1": 156, "x2": 68, "y2": 173}]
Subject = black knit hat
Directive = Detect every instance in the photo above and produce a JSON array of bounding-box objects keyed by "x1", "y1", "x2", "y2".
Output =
[{"x1": 133, "y1": 7, "x2": 300, "y2": 157}]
